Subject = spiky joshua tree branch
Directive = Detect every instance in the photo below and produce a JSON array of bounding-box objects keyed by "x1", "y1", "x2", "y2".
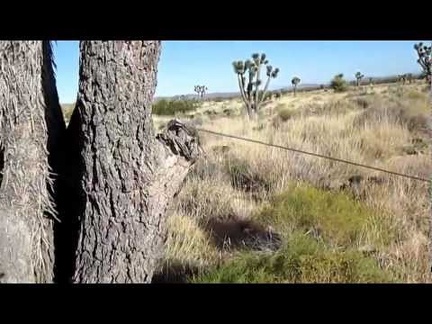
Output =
[
  {"x1": 414, "y1": 42, "x2": 431, "y2": 81},
  {"x1": 414, "y1": 42, "x2": 432, "y2": 104},
  {"x1": 232, "y1": 53, "x2": 279, "y2": 118}
]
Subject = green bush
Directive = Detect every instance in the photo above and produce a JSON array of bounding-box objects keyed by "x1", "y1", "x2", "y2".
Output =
[
  {"x1": 330, "y1": 73, "x2": 349, "y2": 92},
  {"x1": 192, "y1": 232, "x2": 394, "y2": 283},
  {"x1": 152, "y1": 98, "x2": 200, "y2": 116},
  {"x1": 213, "y1": 97, "x2": 227, "y2": 103},
  {"x1": 190, "y1": 183, "x2": 398, "y2": 283},
  {"x1": 277, "y1": 108, "x2": 295, "y2": 121},
  {"x1": 256, "y1": 183, "x2": 395, "y2": 248}
]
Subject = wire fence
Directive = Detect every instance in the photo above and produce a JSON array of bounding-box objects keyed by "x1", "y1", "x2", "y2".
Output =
[{"x1": 196, "y1": 128, "x2": 431, "y2": 183}]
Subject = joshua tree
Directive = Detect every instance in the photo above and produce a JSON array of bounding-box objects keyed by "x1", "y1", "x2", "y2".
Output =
[
  {"x1": 398, "y1": 74, "x2": 407, "y2": 85},
  {"x1": 0, "y1": 41, "x2": 66, "y2": 283},
  {"x1": 291, "y1": 77, "x2": 301, "y2": 96},
  {"x1": 405, "y1": 73, "x2": 413, "y2": 84},
  {"x1": 194, "y1": 85, "x2": 207, "y2": 99},
  {"x1": 232, "y1": 53, "x2": 279, "y2": 118},
  {"x1": 414, "y1": 42, "x2": 431, "y2": 89},
  {"x1": 0, "y1": 41, "x2": 200, "y2": 283},
  {"x1": 355, "y1": 72, "x2": 364, "y2": 87}
]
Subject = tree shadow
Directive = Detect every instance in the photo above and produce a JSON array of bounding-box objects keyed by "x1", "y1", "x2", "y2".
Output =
[
  {"x1": 0, "y1": 148, "x2": 4, "y2": 187},
  {"x1": 52, "y1": 101, "x2": 85, "y2": 284},
  {"x1": 152, "y1": 261, "x2": 201, "y2": 284},
  {"x1": 201, "y1": 216, "x2": 283, "y2": 252},
  {"x1": 153, "y1": 217, "x2": 283, "y2": 283}
]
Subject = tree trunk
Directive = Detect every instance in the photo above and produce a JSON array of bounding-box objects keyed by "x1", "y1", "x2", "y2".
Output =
[
  {"x1": 0, "y1": 41, "x2": 65, "y2": 283},
  {"x1": 68, "y1": 41, "x2": 200, "y2": 283}
]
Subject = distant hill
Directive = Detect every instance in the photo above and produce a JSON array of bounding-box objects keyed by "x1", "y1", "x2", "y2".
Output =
[
  {"x1": 154, "y1": 72, "x2": 422, "y2": 101},
  {"x1": 62, "y1": 72, "x2": 424, "y2": 106}
]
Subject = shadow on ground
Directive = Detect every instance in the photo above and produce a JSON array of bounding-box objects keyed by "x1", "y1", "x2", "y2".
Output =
[
  {"x1": 153, "y1": 217, "x2": 283, "y2": 283},
  {"x1": 202, "y1": 216, "x2": 283, "y2": 252},
  {"x1": 152, "y1": 261, "x2": 201, "y2": 283}
]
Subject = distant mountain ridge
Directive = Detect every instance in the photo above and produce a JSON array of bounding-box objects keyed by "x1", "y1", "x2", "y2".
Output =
[
  {"x1": 61, "y1": 72, "x2": 423, "y2": 105},
  {"x1": 154, "y1": 72, "x2": 422, "y2": 101}
]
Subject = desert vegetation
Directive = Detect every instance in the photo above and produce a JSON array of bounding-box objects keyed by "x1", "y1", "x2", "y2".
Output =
[
  {"x1": 355, "y1": 72, "x2": 364, "y2": 87},
  {"x1": 150, "y1": 43, "x2": 431, "y2": 282},
  {"x1": 232, "y1": 53, "x2": 280, "y2": 118},
  {"x1": 194, "y1": 85, "x2": 208, "y2": 100},
  {"x1": 153, "y1": 98, "x2": 200, "y2": 116},
  {"x1": 152, "y1": 79, "x2": 431, "y2": 283},
  {"x1": 330, "y1": 73, "x2": 349, "y2": 92},
  {"x1": 2, "y1": 41, "x2": 430, "y2": 284}
]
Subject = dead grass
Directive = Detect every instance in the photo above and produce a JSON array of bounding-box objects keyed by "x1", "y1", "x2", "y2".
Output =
[
  {"x1": 154, "y1": 82, "x2": 432, "y2": 283},
  {"x1": 164, "y1": 213, "x2": 219, "y2": 267}
]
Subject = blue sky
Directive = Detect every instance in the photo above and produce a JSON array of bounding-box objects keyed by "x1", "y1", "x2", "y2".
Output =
[{"x1": 53, "y1": 41, "x2": 426, "y2": 103}]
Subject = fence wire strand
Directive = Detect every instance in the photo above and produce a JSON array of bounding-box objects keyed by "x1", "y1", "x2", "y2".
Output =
[{"x1": 196, "y1": 128, "x2": 430, "y2": 183}]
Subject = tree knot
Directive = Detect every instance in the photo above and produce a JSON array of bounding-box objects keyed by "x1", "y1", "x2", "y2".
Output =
[{"x1": 156, "y1": 119, "x2": 202, "y2": 162}]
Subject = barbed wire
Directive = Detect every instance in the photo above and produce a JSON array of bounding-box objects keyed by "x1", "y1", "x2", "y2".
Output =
[{"x1": 196, "y1": 128, "x2": 430, "y2": 183}]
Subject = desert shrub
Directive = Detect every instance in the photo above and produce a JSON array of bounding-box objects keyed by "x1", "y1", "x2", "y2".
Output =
[
  {"x1": 330, "y1": 74, "x2": 349, "y2": 92},
  {"x1": 406, "y1": 91, "x2": 424, "y2": 100},
  {"x1": 223, "y1": 108, "x2": 235, "y2": 116},
  {"x1": 192, "y1": 232, "x2": 394, "y2": 283},
  {"x1": 350, "y1": 96, "x2": 375, "y2": 109},
  {"x1": 152, "y1": 98, "x2": 200, "y2": 115},
  {"x1": 401, "y1": 138, "x2": 429, "y2": 155},
  {"x1": 192, "y1": 183, "x2": 397, "y2": 283},
  {"x1": 299, "y1": 100, "x2": 357, "y2": 117},
  {"x1": 352, "y1": 97, "x2": 429, "y2": 134},
  {"x1": 204, "y1": 109, "x2": 217, "y2": 116},
  {"x1": 225, "y1": 156, "x2": 272, "y2": 195},
  {"x1": 256, "y1": 184, "x2": 395, "y2": 248},
  {"x1": 278, "y1": 108, "x2": 295, "y2": 121}
]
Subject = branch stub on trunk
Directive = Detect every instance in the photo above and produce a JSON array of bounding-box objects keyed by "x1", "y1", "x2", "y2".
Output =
[{"x1": 156, "y1": 119, "x2": 202, "y2": 163}]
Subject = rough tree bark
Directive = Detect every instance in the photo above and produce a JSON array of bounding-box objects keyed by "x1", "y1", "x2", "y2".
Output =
[
  {"x1": 66, "y1": 41, "x2": 200, "y2": 283},
  {"x1": 0, "y1": 41, "x2": 65, "y2": 283}
]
